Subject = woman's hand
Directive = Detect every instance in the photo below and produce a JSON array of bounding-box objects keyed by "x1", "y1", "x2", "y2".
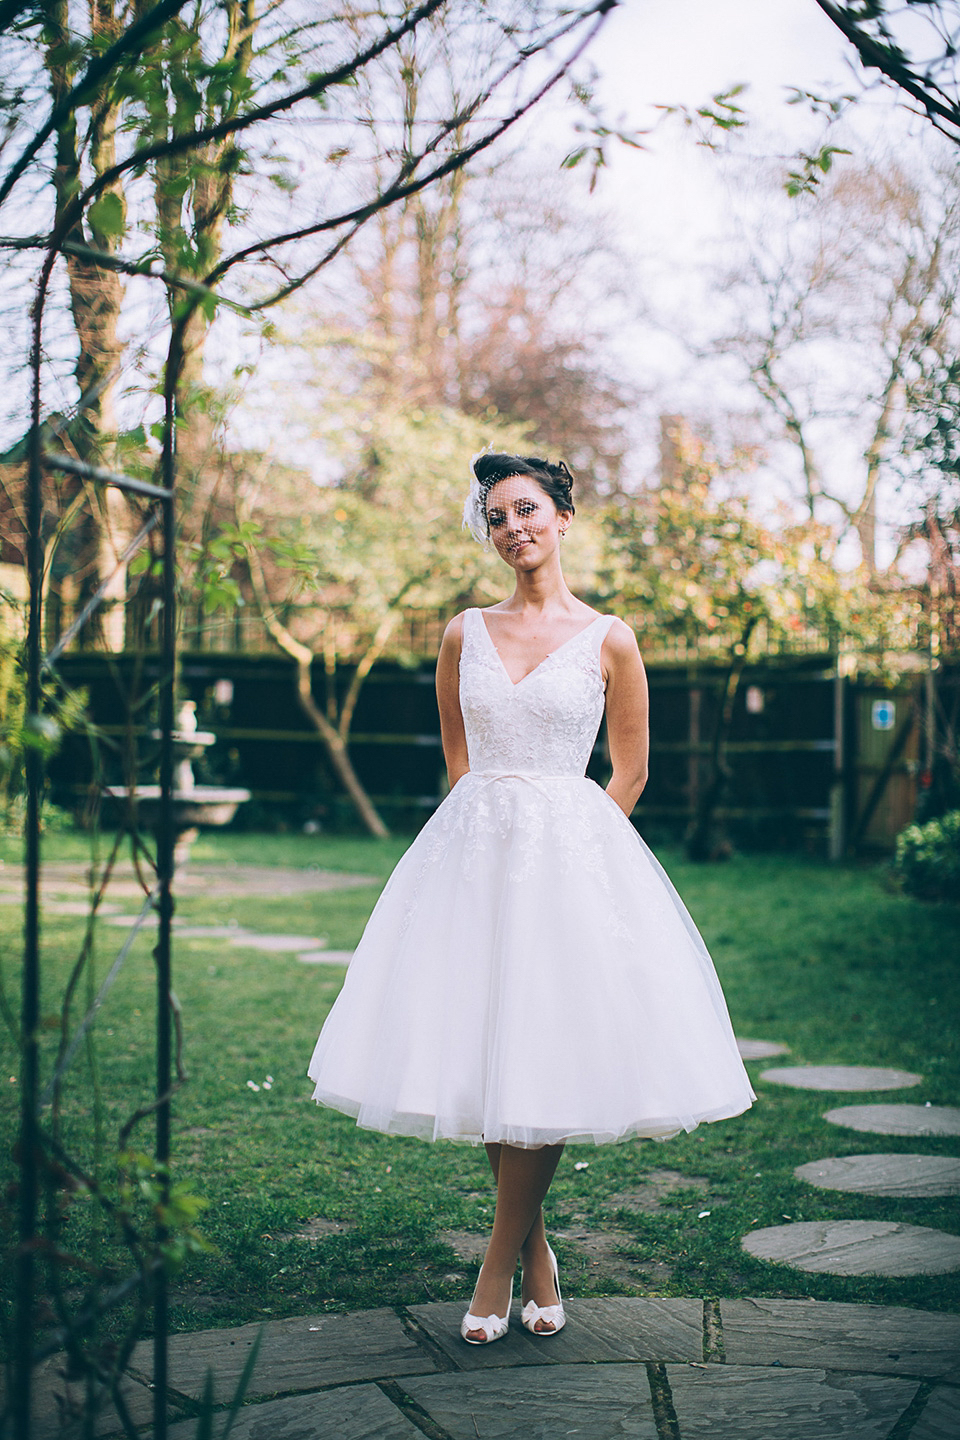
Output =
[{"x1": 602, "y1": 620, "x2": 649, "y2": 816}]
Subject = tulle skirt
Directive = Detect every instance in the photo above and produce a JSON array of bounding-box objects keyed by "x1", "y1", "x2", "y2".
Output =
[{"x1": 308, "y1": 772, "x2": 755, "y2": 1147}]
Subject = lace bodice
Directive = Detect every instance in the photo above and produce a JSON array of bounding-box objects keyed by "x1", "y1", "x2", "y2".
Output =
[{"x1": 459, "y1": 608, "x2": 616, "y2": 777}]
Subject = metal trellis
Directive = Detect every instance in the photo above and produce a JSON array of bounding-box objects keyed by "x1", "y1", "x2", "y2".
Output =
[{"x1": 17, "y1": 437, "x2": 178, "y2": 1440}]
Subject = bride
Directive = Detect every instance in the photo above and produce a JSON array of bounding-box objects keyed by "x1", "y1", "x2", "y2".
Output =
[{"x1": 308, "y1": 451, "x2": 754, "y2": 1345}]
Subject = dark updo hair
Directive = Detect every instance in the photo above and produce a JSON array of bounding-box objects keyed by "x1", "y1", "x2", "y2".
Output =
[{"x1": 471, "y1": 453, "x2": 576, "y2": 535}]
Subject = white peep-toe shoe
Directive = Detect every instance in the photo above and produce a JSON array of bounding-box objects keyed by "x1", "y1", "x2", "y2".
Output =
[
  {"x1": 521, "y1": 1244, "x2": 565, "y2": 1337},
  {"x1": 460, "y1": 1272, "x2": 513, "y2": 1345}
]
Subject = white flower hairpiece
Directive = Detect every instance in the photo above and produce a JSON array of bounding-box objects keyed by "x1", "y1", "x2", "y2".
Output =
[
  {"x1": 463, "y1": 451, "x2": 490, "y2": 545},
  {"x1": 463, "y1": 448, "x2": 525, "y2": 545}
]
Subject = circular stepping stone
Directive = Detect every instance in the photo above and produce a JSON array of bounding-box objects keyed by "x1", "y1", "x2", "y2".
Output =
[
  {"x1": 824, "y1": 1104, "x2": 960, "y2": 1137},
  {"x1": 736, "y1": 1038, "x2": 790, "y2": 1060},
  {"x1": 742, "y1": 1220, "x2": 960, "y2": 1276},
  {"x1": 795, "y1": 1154, "x2": 960, "y2": 1198},
  {"x1": 760, "y1": 1065, "x2": 922, "y2": 1092},
  {"x1": 229, "y1": 933, "x2": 324, "y2": 952}
]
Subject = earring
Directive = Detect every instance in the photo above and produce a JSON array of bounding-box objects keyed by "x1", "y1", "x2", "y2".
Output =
[{"x1": 560, "y1": 529, "x2": 567, "y2": 539}]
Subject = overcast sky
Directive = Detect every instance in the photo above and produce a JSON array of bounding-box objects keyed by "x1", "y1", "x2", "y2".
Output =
[
  {"x1": 558, "y1": 3, "x2": 948, "y2": 541},
  {"x1": 224, "y1": 0, "x2": 951, "y2": 570},
  {"x1": 583, "y1": 0, "x2": 859, "y2": 242},
  {"x1": 10, "y1": 0, "x2": 943, "y2": 563}
]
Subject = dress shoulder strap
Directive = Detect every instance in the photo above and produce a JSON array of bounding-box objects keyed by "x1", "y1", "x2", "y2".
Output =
[
  {"x1": 588, "y1": 614, "x2": 617, "y2": 654},
  {"x1": 459, "y1": 607, "x2": 483, "y2": 655}
]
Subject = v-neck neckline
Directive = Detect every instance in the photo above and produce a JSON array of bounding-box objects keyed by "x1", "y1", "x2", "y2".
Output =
[{"x1": 477, "y1": 609, "x2": 604, "y2": 688}]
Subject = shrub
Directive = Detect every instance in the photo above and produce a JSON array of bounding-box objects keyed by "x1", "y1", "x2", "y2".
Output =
[{"x1": 893, "y1": 809, "x2": 960, "y2": 902}]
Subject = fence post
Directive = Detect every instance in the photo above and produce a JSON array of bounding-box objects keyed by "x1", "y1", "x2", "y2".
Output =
[
  {"x1": 152, "y1": 399, "x2": 177, "y2": 1440},
  {"x1": 15, "y1": 417, "x2": 44, "y2": 1440},
  {"x1": 828, "y1": 662, "x2": 846, "y2": 861}
]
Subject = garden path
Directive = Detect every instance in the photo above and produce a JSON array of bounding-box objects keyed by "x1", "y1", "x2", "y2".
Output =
[
  {"x1": 30, "y1": 1294, "x2": 959, "y2": 1440},
  {"x1": 10, "y1": 859, "x2": 960, "y2": 1435},
  {"x1": 745, "y1": 1066, "x2": 960, "y2": 1282}
]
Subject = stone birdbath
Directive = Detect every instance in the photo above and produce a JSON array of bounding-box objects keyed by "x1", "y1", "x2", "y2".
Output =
[{"x1": 106, "y1": 700, "x2": 250, "y2": 867}]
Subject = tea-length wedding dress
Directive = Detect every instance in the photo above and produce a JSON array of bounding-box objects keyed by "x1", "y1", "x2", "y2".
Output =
[{"x1": 308, "y1": 607, "x2": 755, "y2": 1147}]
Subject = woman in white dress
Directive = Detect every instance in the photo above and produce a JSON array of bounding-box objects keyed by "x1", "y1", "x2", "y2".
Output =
[{"x1": 308, "y1": 452, "x2": 755, "y2": 1345}]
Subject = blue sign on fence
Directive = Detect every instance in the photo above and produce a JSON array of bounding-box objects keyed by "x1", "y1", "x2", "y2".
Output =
[{"x1": 871, "y1": 699, "x2": 896, "y2": 732}]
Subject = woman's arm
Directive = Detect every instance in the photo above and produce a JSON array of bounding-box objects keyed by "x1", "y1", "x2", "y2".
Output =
[
  {"x1": 602, "y1": 619, "x2": 649, "y2": 816},
  {"x1": 436, "y1": 613, "x2": 470, "y2": 789}
]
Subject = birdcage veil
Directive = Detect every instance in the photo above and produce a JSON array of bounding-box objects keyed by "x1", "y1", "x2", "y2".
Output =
[
  {"x1": 464, "y1": 452, "x2": 523, "y2": 544},
  {"x1": 463, "y1": 451, "x2": 576, "y2": 546}
]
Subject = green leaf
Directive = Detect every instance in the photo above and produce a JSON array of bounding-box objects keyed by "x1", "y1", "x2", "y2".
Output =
[
  {"x1": 128, "y1": 550, "x2": 153, "y2": 577},
  {"x1": 561, "y1": 147, "x2": 587, "y2": 170},
  {"x1": 111, "y1": 67, "x2": 153, "y2": 102},
  {"x1": 219, "y1": 1328, "x2": 264, "y2": 1440},
  {"x1": 87, "y1": 191, "x2": 125, "y2": 239},
  {"x1": 21, "y1": 714, "x2": 61, "y2": 756},
  {"x1": 193, "y1": 1370, "x2": 215, "y2": 1440}
]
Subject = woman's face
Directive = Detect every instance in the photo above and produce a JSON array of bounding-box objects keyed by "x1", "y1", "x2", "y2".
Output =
[{"x1": 484, "y1": 475, "x2": 570, "y2": 568}]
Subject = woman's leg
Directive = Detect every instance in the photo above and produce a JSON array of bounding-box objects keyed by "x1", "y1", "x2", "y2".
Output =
[
  {"x1": 466, "y1": 1143, "x2": 563, "y2": 1338},
  {"x1": 484, "y1": 1142, "x2": 555, "y2": 1298}
]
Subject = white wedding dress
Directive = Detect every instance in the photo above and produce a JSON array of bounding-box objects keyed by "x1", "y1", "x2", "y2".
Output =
[{"x1": 308, "y1": 608, "x2": 755, "y2": 1147}]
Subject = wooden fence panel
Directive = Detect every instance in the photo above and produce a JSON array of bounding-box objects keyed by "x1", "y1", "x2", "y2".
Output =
[{"x1": 47, "y1": 650, "x2": 924, "y2": 852}]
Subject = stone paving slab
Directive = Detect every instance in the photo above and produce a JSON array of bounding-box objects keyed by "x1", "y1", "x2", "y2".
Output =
[
  {"x1": 406, "y1": 1296, "x2": 704, "y2": 1370},
  {"x1": 0, "y1": 861, "x2": 375, "y2": 898},
  {"x1": 795, "y1": 1153, "x2": 960, "y2": 1197},
  {"x1": 228, "y1": 932, "x2": 327, "y2": 952},
  {"x1": 43, "y1": 898, "x2": 122, "y2": 915},
  {"x1": 912, "y1": 1385, "x2": 960, "y2": 1440},
  {"x1": 760, "y1": 1065, "x2": 923, "y2": 1091},
  {"x1": 101, "y1": 917, "x2": 338, "y2": 956},
  {"x1": 165, "y1": 1383, "x2": 420, "y2": 1440},
  {"x1": 23, "y1": 1352, "x2": 173, "y2": 1440},
  {"x1": 824, "y1": 1103, "x2": 960, "y2": 1136},
  {"x1": 405, "y1": 1301, "x2": 544, "y2": 1371},
  {"x1": 172, "y1": 924, "x2": 244, "y2": 938},
  {"x1": 719, "y1": 1298, "x2": 960, "y2": 1377},
  {"x1": 102, "y1": 919, "x2": 243, "y2": 938},
  {"x1": 21, "y1": 1297, "x2": 960, "y2": 1439},
  {"x1": 128, "y1": 1308, "x2": 437, "y2": 1401},
  {"x1": 102, "y1": 916, "x2": 238, "y2": 935},
  {"x1": 742, "y1": 1220, "x2": 960, "y2": 1276},
  {"x1": 736, "y1": 1038, "x2": 790, "y2": 1060},
  {"x1": 665, "y1": 1364, "x2": 917, "y2": 1440},
  {"x1": 402, "y1": 1363, "x2": 660, "y2": 1439},
  {"x1": 175, "y1": 864, "x2": 377, "y2": 896}
]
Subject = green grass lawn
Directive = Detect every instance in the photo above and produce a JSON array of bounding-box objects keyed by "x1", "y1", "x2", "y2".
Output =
[{"x1": 1, "y1": 827, "x2": 958, "y2": 1344}]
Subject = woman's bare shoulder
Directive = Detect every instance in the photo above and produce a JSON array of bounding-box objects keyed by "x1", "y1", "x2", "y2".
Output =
[
  {"x1": 601, "y1": 616, "x2": 643, "y2": 660},
  {"x1": 440, "y1": 610, "x2": 472, "y2": 647}
]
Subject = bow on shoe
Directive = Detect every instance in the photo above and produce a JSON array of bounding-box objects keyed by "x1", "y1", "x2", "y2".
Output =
[
  {"x1": 520, "y1": 1244, "x2": 565, "y2": 1337},
  {"x1": 460, "y1": 1275, "x2": 513, "y2": 1345},
  {"x1": 520, "y1": 1298, "x2": 565, "y2": 1335},
  {"x1": 460, "y1": 1308, "x2": 510, "y2": 1344}
]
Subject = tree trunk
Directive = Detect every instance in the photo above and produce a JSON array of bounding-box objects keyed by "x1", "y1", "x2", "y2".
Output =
[
  {"x1": 338, "y1": 611, "x2": 401, "y2": 741},
  {"x1": 241, "y1": 535, "x2": 390, "y2": 837},
  {"x1": 44, "y1": 0, "x2": 130, "y2": 647},
  {"x1": 685, "y1": 617, "x2": 758, "y2": 861},
  {"x1": 292, "y1": 651, "x2": 390, "y2": 839},
  {"x1": 153, "y1": 1, "x2": 256, "y2": 543}
]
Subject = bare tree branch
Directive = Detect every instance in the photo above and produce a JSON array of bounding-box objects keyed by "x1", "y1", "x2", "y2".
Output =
[
  {"x1": 207, "y1": 0, "x2": 615, "y2": 309},
  {"x1": 238, "y1": 513, "x2": 391, "y2": 838},
  {"x1": 0, "y1": 0, "x2": 193, "y2": 211},
  {"x1": 816, "y1": 0, "x2": 960, "y2": 145},
  {"x1": 7, "y1": 0, "x2": 449, "y2": 229}
]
